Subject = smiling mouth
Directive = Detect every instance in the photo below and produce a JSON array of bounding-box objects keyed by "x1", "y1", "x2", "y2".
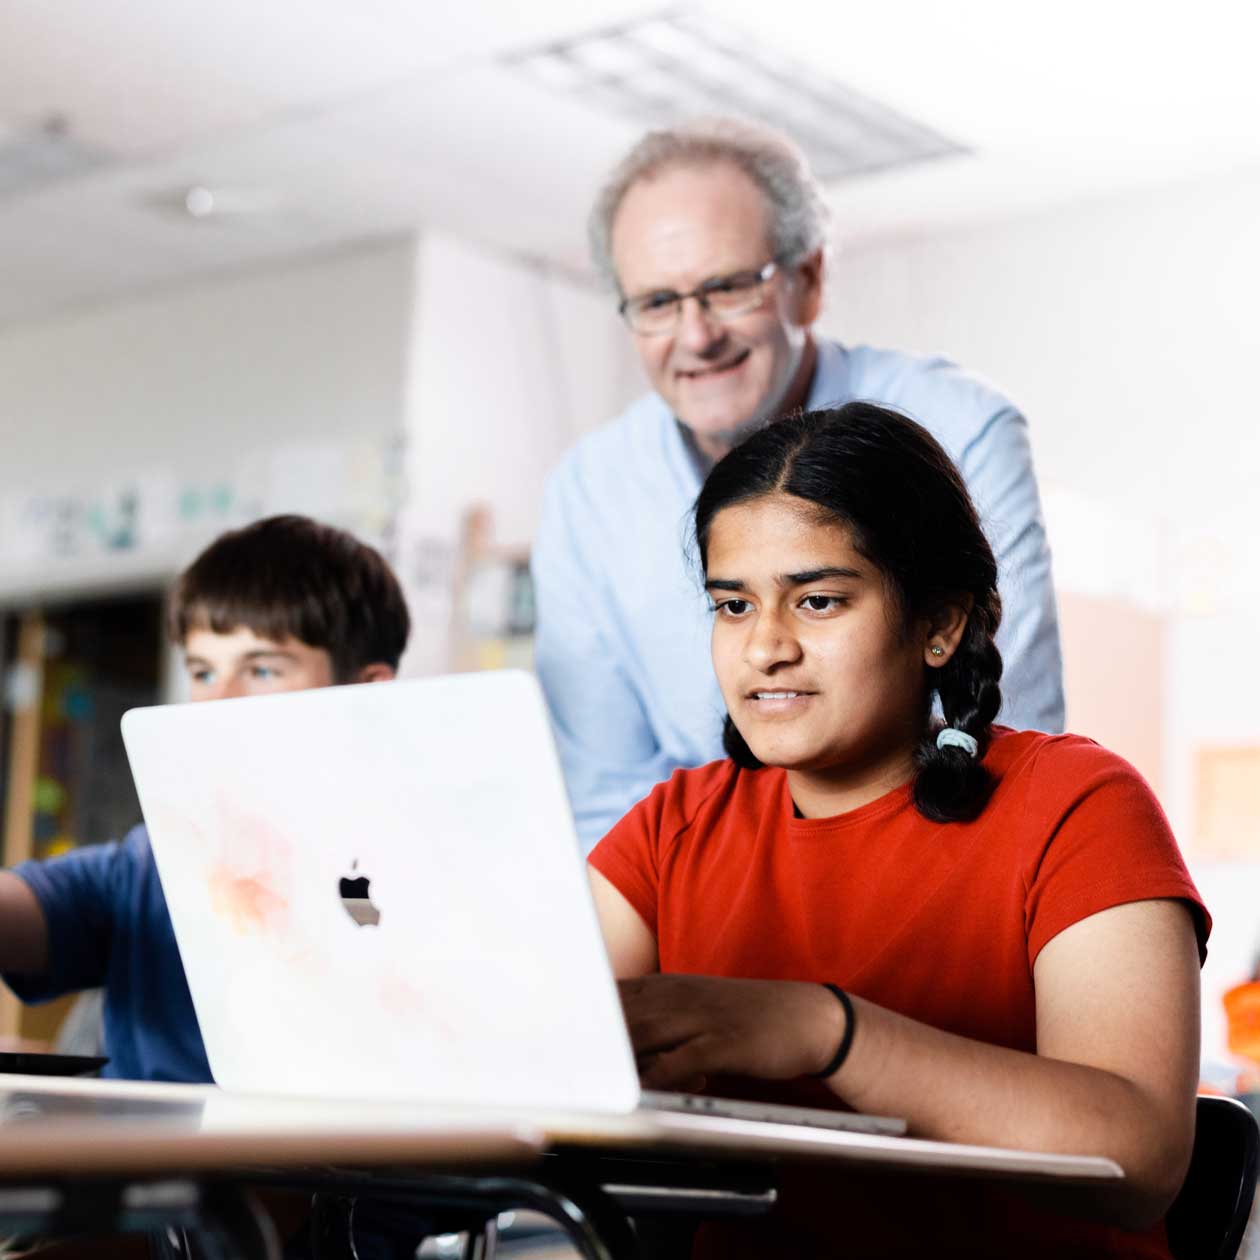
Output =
[
  {"x1": 679, "y1": 349, "x2": 750, "y2": 380},
  {"x1": 747, "y1": 690, "x2": 816, "y2": 703}
]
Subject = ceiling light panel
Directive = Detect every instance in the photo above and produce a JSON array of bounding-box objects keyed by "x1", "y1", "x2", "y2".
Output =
[{"x1": 505, "y1": 8, "x2": 965, "y2": 184}]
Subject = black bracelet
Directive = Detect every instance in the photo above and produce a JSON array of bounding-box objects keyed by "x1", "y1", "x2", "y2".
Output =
[{"x1": 811, "y1": 984, "x2": 856, "y2": 1079}]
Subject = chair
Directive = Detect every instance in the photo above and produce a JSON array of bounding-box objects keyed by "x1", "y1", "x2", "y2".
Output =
[{"x1": 1166, "y1": 1095, "x2": 1260, "y2": 1260}]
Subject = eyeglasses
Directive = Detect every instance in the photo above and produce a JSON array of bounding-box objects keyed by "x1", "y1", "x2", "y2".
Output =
[{"x1": 618, "y1": 261, "x2": 779, "y2": 336}]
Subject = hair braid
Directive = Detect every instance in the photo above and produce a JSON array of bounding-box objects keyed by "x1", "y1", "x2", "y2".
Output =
[{"x1": 913, "y1": 603, "x2": 1004, "y2": 823}]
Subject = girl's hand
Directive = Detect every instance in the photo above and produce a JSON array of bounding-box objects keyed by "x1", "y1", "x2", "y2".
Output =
[{"x1": 618, "y1": 974, "x2": 846, "y2": 1091}]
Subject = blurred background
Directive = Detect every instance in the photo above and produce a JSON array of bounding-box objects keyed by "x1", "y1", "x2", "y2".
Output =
[{"x1": 1, "y1": 0, "x2": 1258, "y2": 1077}]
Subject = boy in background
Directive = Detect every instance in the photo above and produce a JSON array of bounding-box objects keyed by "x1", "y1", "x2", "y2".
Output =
[{"x1": 0, "y1": 514, "x2": 410, "y2": 1082}]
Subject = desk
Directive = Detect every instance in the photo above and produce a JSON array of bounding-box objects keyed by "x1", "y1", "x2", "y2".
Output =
[{"x1": 0, "y1": 1076, "x2": 1124, "y2": 1259}]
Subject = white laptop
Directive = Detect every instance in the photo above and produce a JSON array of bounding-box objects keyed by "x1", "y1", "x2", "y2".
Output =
[{"x1": 121, "y1": 670, "x2": 903, "y2": 1137}]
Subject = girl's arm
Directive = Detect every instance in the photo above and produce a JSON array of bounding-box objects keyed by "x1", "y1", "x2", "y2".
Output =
[
  {"x1": 603, "y1": 891, "x2": 1200, "y2": 1231},
  {"x1": 589, "y1": 867, "x2": 658, "y2": 977}
]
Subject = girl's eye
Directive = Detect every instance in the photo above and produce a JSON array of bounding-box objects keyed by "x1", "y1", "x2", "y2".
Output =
[
  {"x1": 715, "y1": 598, "x2": 752, "y2": 617},
  {"x1": 802, "y1": 594, "x2": 845, "y2": 612},
  {"x1": 250, "y1": 665, "x2": 278, "y2": 680}
]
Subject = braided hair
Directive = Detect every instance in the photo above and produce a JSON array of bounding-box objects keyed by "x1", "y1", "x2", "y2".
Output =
[{"x1": 693, "y1": 402, "x2": 1004, "y2": 824}]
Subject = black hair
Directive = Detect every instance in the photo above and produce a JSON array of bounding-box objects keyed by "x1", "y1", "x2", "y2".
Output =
[
  {"x1": 693, "y1": 402, "x2": 1003, "y2": 823},
  {"x1": 168, "y1": 515, "x2": 410, "y2": 682}
]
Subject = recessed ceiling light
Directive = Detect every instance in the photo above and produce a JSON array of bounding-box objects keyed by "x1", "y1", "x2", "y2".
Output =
[
  {"x1": 184, "y1": 186, "x2": 216, "y2": 218},
  {"x1": 142, "y1": 184, "x2": 281, "y2": 223},
  {"x1": 505, "y1": 9, "x2": 965, "y2": 184}
]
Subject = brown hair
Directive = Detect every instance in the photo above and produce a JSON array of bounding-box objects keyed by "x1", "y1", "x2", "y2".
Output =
[{"x1": 168, "y1": 515, "x2": 410, "y2": 681}]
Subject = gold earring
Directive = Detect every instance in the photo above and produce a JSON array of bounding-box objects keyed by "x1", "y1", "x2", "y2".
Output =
[{"x1": 929, "y1": 645, "x2": 945, "y2": 657}]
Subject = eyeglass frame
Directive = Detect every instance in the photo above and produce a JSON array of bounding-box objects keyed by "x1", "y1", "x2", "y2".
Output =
[{"x1": 617, "y1": 259, "x2": 780, "y2": 335}]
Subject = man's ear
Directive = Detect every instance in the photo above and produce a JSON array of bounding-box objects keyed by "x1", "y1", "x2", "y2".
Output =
[
  {"x1": 923, "y1": 596, "x2": 973, "y2": 669},
  {"x1": 355, "y1": 662, "x2": 396, "y2": 684},
  {"x1": 791, "y1": 248, "x2": 825, "y2": 327}
]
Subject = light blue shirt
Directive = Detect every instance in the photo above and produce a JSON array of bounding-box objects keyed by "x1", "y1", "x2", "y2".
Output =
[{"x1": 533, "y1": 340, "x2": 1064, "y2": 853}]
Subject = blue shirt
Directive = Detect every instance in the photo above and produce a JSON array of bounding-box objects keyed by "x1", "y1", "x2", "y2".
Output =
[
  {"x1": 5, "y1": 824, "x2": 212, "y2": 1083},
  {"x1": 533, "y1": 339, "x2": 1065, "y2": 853}
]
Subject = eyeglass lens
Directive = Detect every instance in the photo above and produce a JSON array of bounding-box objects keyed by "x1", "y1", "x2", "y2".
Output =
[{"x1": 623, "y1": 266, "x2": 774, "y2": 333}]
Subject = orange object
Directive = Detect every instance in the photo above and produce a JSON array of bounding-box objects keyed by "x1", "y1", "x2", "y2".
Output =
[{"x1": 1224, "y1": 980, "x2": 1260, "y2": 1062}]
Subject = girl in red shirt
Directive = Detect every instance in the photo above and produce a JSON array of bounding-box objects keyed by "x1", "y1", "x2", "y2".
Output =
[{"x1": 588, "y1": 403, "x2": 1207, "y2": 1258}]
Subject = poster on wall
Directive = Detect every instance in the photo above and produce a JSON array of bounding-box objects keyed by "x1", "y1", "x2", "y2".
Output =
[{"x1": 0, "y1": 438, "x2": 400, "y2": 595}]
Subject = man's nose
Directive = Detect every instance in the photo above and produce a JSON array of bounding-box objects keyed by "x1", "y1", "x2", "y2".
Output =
[{"x1": 675, "y1": 294, "x2": 725, "y2": 354}]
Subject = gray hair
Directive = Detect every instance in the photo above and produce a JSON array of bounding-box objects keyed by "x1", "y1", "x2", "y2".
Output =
[{"x1": 589, "y1": 116, "x2": 832, "y2": 288}]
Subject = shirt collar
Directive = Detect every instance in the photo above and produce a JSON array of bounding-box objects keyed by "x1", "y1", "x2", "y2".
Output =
[{"x1": 805, "y1": 338, "x2": 851, "y2": 411}]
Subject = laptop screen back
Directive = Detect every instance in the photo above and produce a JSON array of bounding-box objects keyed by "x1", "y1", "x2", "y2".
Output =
[{"x1": 122, "y1": 671, "x2": 639, "y2": 1112}]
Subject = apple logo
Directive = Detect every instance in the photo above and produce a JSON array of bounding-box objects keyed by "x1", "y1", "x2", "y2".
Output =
[{"x1": 339, "y1": 860, "x2": 381, "y2": 927}]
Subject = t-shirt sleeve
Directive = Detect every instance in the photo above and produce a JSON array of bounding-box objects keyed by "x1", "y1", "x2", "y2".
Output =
[
  {"x1": 4, "y1": 831, "x2": 140, "y2": 1002},
  {"x1": 1022, "y1": 741, "x2": 1210, "y2": 968},
  {"x1": 587, "y1": 776, "x2": 679, "y2": 936}
]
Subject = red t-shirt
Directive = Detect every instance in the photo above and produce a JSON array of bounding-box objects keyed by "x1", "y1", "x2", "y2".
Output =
[{"x1": 590, "y1": 728, "x2": 1210, "y2": 1259}]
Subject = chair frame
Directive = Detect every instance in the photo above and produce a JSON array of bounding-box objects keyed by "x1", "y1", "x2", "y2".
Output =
[{"x1": 1166, "y1": 1094, "x2": 1260, "y2": 1260}]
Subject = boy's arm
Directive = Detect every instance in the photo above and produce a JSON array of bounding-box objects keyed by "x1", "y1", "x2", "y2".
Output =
[
  {"x1": 2, "y1": 838, "x2": 132, "y2": 1000},
  {"x1": 0, "y1": 871, "x2": 49, "y2": 975}
]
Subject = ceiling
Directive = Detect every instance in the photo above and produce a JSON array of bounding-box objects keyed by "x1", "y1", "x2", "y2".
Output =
[{"x1": 3, "y1": 0, "x2": 1259, "y2": 327}]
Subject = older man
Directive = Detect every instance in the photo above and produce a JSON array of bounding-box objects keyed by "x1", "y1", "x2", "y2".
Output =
[{"x1": 534, "y1": 118, "x2": 1064, "y2": 853}]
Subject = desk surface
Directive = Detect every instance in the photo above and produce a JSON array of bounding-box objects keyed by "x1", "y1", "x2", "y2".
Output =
[{"x1": 0, "y1": 1076, "x2": 1123, "y2": 1187}]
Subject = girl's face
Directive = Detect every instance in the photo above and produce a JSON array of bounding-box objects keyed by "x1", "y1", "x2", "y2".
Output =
[{"x1": 706, "y1": 493, "x2": 932, "y2": 794}]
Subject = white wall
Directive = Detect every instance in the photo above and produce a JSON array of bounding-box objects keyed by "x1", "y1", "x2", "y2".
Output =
[
  {"x1": 823, "y1": 165, "x2": 1260, "y2": 842},
  {"x1": 825, "y1": 169, "x2": 1260, "y2": 522},
  {"x1": 397, "y1": 231, "x2": 640, "y2": 674},
  {"x1": 0, "y1": 238, "x2": 415, "y2": 480},
  {"x1": 402, "y1": 231, "x2": 639, "y2": 546},
  {"x1": 0, "y1": 239, "x2": 416, "y2": 601}
]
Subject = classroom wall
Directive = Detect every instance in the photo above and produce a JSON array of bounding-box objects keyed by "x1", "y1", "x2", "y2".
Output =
[
  {"x1": 0, "y1": 239, "x2": 416, "y2": 601},
  {"x1": 1166, "y1": 614, "x2": 1260, "y2": 858},
  {"x1": 821, "y1": 164, "x2": 1260, "y2": 844},
  {"x1": 396, "y1": 230, "x2": 641, "y2": 675},
  {"x1": 822, "y1": 168, "x2": 1260, "y2": 521},
  {"x1": 401, "y1": 230, "x2": 640, "y2": 547},
  {"x1": 1056, "y1": 590, "x2": 1163, "y2": 794}
]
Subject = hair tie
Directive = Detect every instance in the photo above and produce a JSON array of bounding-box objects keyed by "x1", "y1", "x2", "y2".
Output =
[
  {"x1": 811, "y1": 985, "x2": 856, "y2": 1078},
  {"x1": 936, "y1": 727, "x2": 978, "y2": 757}
]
